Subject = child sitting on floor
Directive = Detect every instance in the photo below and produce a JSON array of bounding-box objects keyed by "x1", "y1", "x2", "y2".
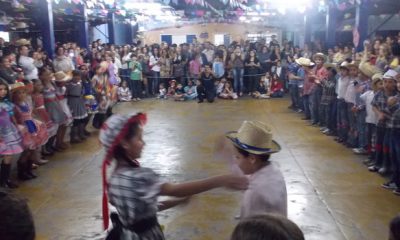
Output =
[
  {"x1": 117, "y1": 81, "x2": 132, "y2": 102},
  {"x1": 219, "y1": 81, "x2": 238, "y2": 99},
  {"x1": 157, "y1": 83, "x2": 167, "y2": 99},
  {"x1": 174, "y1": 83, "x2": 185, "y2": 101},
  {"x1": 184, "y1": 80, "x2": 197, "y2": 101},
  {"x1": 253, "y1": 79, "x2": 269, "y2": 99},
  {"x1": 216, "y1": 78, "x2": 227, "y2": 97},
  {"x1": 269, "y1": 74, "x2": 284, "y2": 98},
  {"x1": 167, "y1": 80, "x2": 177, "y2": 98}
]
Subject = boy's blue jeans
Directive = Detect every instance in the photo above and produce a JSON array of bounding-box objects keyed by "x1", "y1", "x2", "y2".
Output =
[
  {"x1": 356, "y1": 110, "x2": 367, "y2": 149},
  {"x1": 303, "y1": 95, "x2": 311, "y2": 119},
  {"x1": 309, "y1": 90, "x2": 320, "y2": 124},
  {"x1": 346, "y1": 103, "x2": 357, "y2": 146},
  {"x1": 337, "y1": 99, "x2": 348, "y2": 140},
  {"x1": 289, "y1": 84, "x2": 300, "y2": 109}
]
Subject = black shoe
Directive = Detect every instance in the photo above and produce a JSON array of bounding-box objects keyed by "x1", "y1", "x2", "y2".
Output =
[
  {"x1": 381, "y1": 181, "x2": 397, "y2": 190},
  {"x1": 198, "y1": 100, "x2": 203, "y2": 103}
]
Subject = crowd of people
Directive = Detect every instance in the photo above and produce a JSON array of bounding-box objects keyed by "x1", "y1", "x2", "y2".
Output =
[{"x1": 0, "y1": 33, "x2": 400, "y2": 240}]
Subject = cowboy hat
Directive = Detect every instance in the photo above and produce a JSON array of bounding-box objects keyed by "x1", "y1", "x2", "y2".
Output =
[
  {"x1": 226, "y1": 121, "x2": 281, "y2": 155},
  {"x1": 339, "y1": 61, "x2": 350, "y2": 69},
  {"x1": 383, "y1": 69, "x2": 398, "y2": 80},
  {"x1": 312, "y1": 52, "x2": 326, "y2": 62},
  {"x1": 295, "y1": 57, "x2": 315, "y2": 67},
  {"x1": 9, "y1": 82, "x2": 26, "y2": 92},
  {"x1": 54, "y1": 71, "x2": 71, "y2": 82},
  {"x1": 346, "y1": 61, "x2": 360, "y2": 69},
  {"x1": 15, "y1": 38, "x2": 30, "y2": 46},
  {"x1": 324, "y1": 63, "x2": 336, "y2": 69},
  {"x1": 372, "y1": 73, "x2": 383, "y2": 85},
  {"x1": 358, "y1": 62, "x2": 381, "y2": 78}
]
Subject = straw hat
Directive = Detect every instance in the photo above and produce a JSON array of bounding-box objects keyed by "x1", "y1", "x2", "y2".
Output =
[
  {"x1": 54, "y1": 71, "x2": 71, "y2": 82},
  {"x1": 383, "y1": 69, "x2": 398, "y2": 80},
  {"x1": 312, "y1": 52, "x2": 326, "y2": 62},
  {"x1": 295, "y1": 57, "x2": 315, "y2": 67},
  {"x1": 15, "y1": 38, "x2": 30, "y2": 46},
  {"x1": 324, "y1": 63, "x2": 336, "y2": 69},
  {"x1": 346, "y1": 61, "x2": 360, "y2": 69},
  {"x1": 372, "y1": 73, "x2": 383, "y2": 85},
  {"x1": 9, "y1": 82, "x2": 26, "y2": 92},
  {"x1": 339, "y1": 61, "x2": 350, "y2": 70},
  {"x1": 226, "y1": 121, "x2": 281, "y2": 155},
  {"x1": 358, "y1": 62, "x2": 381, "y2": 78}
]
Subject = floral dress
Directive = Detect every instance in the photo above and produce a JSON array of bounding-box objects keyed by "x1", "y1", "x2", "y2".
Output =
[
  {"x1": 0, "y1": 100, "x2": 23, "y2": 155},
  {"x1": 32, "y1": 93, "x2": 59, "y2": 137},
  {"x1": 108, "y1": 167, "x2": 166, "y2": 240},
  {"x1": 14, "y1": 101, "x2": 49, "y2": 150}
]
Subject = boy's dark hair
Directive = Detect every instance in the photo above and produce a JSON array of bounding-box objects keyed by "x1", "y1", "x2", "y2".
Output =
[
  {"x1": 0, "y1": 191, "x2": 35, "y2": 240},
  {"x1": 72, "y1": 70, "x2": 81, "y2": 77},
  {"x1": 390, "y1": 214, "x2": 400, "y2": 240},
  {"x1": 231, "y1": 214, "x2": 304, "y2": 240},
  {"x1": 235, "y1": 146, "x2": 271, "y2": 162}
]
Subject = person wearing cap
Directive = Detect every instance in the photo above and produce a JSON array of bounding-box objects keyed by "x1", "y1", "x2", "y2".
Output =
[
  {"x1": 100, "y1": 113, "x2": 248, "y2": 239},
  {"x1": 383, "y1": 70, "x2": 400, "y2": 195},
  {"x1": 335, "y1": 61, "x2": 351, "y2": 143},
  {"x1": 360, "y1": 73, "x2": 383, "y2": 166},
  {"x1": 295, "y1": 57, "x2": 315, "y2": 121},
  {"x1": 352, "y1": 62, "x2": 381, "y2": 155},
  {"x1": 369, "y1": 69, "x2": 399, "y2": 175},
  {"x1": 226, "y1": 121, "x2": 287, "y2": 218}
]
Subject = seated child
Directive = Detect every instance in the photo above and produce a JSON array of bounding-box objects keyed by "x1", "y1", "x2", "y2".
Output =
[
  {"x1": 269, "y1": 75, "x2": 284, "y2": 98},
  {"x1": 226, "y1": 121, "x2": 287, "y2": 218},
  {"x1": 219, "y1": 81, "x2": 238, "y2": 99},
  {"x1": 184, "y1": 80, "x2": 197, "y2": 101},
  {"x1": 216, "y1": 78, "x2": 227, "y2": 97},
  {"x1": 117, "y1": 81, "x2": 132, "y2": 102},
  {"x1": 167, "y1": 80, "x2": 177, "y2": 98},
  {"x1": 196, "y1": 79, "x2": 206, "y2": 103},
  {"x1": 253, "y1": 79, "x2": 269, "y2": 99},
  {"x1": 157, "y1": 83, "x2": 167, "y2": 99},
  {"x1": 174, "y1": 83, "x2": 185, "y2": 101}
]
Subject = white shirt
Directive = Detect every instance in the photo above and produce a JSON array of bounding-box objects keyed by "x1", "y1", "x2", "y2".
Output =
[
  {"x1": 344, "y1": 77, "x2": 358, "y2": 104},
  {"x1": 121, "y1": 53, "x2": 132, "y2": 69},
  {"x1": 149, "y1": 56, "x2": 160, "y2": 72},
  {"x1": 337, "y1": 76, "x2": 350, "y2": 99},
  {"x1": 360, "y1": 90, "x2": 378, "y2": 124},
  {"x1": 53, "y1": 56, "x2": 75, "y2": 73},
  {"x1": 202, "y1": 49, "x2": 214, "y2": 63},
  {"x1": 18, "y1": 55, "x2": 38, "y2": 80},
  {"x1": 114, "y1": 57, "x2": 122, "y2": 69},
  {"x1": 241, "y1": 163, "x2": 287, "y2": 219}
]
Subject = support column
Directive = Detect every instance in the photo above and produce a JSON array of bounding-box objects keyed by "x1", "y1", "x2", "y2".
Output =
[
  {"x1": 325, "y1": 5, "x2": 337, "y2": 49},
  {"x1": 304, "y1": 14, "x2": 312, "y2": 44},
  {"x1": 107, "y1": 12, "x2": 115, "y2": 44},
  {"x1": 37, "y1": 0, "x2": 55, "y2": 58},
  {"x1": 77, "y1": 3, "x2": 89, "y2": 49},
  {"x1": 355, "y1": 2, "x2": 369, "y2": 52}
]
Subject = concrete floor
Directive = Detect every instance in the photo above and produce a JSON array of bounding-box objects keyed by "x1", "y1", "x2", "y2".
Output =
[{"x1": 12, "y1": 97, "x2": 400, "y2": 240}]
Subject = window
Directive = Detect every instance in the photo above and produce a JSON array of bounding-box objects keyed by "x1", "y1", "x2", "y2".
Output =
[{"x1": 0, "y1": 32, "x2": 10, "y2": 42}]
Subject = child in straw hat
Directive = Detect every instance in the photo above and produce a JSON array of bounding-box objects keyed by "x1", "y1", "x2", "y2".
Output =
[
  {"x1": 226, "y1": 121, "x2": 287, "y2": 218},
  {"x1": 360, "y1": 73, "x2": 383, "y2": 166},
  {"x1": 352, "y1": 62, "x2": 381, "y2": 155}
]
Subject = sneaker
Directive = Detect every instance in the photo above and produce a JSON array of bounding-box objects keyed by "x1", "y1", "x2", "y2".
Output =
[
  {"x1": 381, "y1": 181, "x2": 397, "y2": 190},
  {"x1": 320, "y1": 127, "x2": 328, "y2": 131},
  {"x1": 296, "y1": 109, "x2": 303, "y2": 113},
  {"x1": 322, "y1": 129, "x2": 330, "y2": 134},
  {"x1": 393, "y1": 188, "x2": 400, "y2": 196},
  {"x1": 353, "y1": 148, "x2": 368, "y2": 155},
  {"x1": 35, "y1": 159, "x2": 49, "y2": 165},
  {"x1": 378, "y1": 167, "x2": 388, "y2": 174},
  {"x1": 368, "y1": 165, "x2": 379, "y2": 172}
]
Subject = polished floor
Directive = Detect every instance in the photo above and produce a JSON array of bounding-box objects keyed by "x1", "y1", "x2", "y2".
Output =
[{"x1": 13, "y1": 97, "x2": 400, "y2": 240}]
